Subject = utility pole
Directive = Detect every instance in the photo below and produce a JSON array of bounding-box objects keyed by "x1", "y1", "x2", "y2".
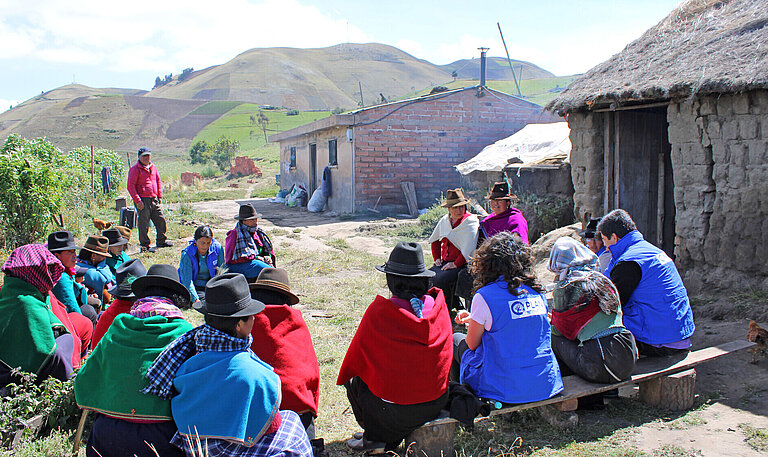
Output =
[{"x1": 497, "y1": 22, "x2": 522, "y2": 97}]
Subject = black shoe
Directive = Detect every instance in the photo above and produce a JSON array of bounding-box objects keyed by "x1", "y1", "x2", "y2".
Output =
[
  {"x1": 141, "y1": 245, "x2": 157, "y2": 253},
  {"x1": 156, "y1": 241, "x2": 174, "y2": 248}
]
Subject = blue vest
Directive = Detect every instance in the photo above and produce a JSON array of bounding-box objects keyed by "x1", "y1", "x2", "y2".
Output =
[
  {"x1": 181, "y1": 240, "x2": 222, "y2": 287},
  {"x1": 460, "y1": 281, "x2": 563, "y2": 404},
  {"x1": 77, "y1": 259, "x2": 115, "y2": 303},
  {"x1": 606, "y1": 231, "x2": 695, "y2": 345}
]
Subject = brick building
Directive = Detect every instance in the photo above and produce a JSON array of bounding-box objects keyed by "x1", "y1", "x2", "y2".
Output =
[
  {"x1": 547, "y1": 0, "x2": 768, "y2": 289},
  {"x1": 270, "y1": 86, "x2": 558, "y2": 214}
]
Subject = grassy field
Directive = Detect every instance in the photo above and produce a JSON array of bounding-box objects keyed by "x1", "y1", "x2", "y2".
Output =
[{"x1": 191, "y1": 105, "x2": 332, "y2": 153}]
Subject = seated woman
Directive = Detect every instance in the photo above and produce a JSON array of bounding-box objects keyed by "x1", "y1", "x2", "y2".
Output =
[
  {"x1": 77, "y1": 235, "x2": 116, "y2": 305},
  {"x1": 248, "y1": 268, "x2": 320, "y2": 439},
  {"x1": 337, "y1": 242, "x2": 453, "y2": 453},
  {"x1": 455, "y1": 182, "x2": 529, "y2": 305},
  {"x1": 453, "y1": 232, "x2": 563, "y2": 405},
  {"x1": 102, "y1": 228, "x2": 131, "y2": 277},
  {"x1": 75, "y1": 263, "x2": 193, "y2": 457},
  {"x1": 48, "y1": 230, "x2": 99, "y2": 328},
  {"x1": 178, "y1": 225, "x2": 224, "y2": 304},
  {"x1": 0, "y1": 244, "x2": 78, "y2": 387},
  {"x1": 92, "y1": 258, "x2": 148, "y2": 348},
  {"x1": 427, "y1": 188, "x2": 479, "y2": 310},
  {"x1": 547, "y1": 237, "x2": 637, "y2": 384},
  {"x1": 225, "y1": 204, "x2": 275, "y2": 280}
]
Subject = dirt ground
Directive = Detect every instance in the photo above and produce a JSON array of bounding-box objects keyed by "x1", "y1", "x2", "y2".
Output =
[{"x1": 188, "y1": 197, "x2": 768, "y2": 456}]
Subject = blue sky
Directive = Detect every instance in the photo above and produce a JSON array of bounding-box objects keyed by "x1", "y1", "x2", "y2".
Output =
[{"x1": 0, "y1": 0, "x2": 682, "y2": 111}]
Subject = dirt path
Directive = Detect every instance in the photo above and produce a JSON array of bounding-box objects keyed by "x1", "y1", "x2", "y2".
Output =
[{"x1": 191, "y1": 197, "x2": 413, "y2": 257}]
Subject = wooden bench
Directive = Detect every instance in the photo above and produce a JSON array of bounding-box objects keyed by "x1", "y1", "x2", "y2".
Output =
[{"x1": 405, "y1": 339, "x2": 756, "y2": 457}]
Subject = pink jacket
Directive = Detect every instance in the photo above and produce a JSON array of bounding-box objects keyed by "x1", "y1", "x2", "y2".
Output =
[{"x1": 127, "y1": 162, "x2": 162, "y2": 204}]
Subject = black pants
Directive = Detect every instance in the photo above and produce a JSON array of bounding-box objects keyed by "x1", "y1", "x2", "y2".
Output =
[
  {"x1": 429, "y1": 264, "x2": 465, "y2": 310},
  {"x1": 552, "y1": 330, "x2": 638, "y2": 384},
  {"x1": 450, "y1": 333, "x2": 470, "y2": 382},
  {"x1": 137, "y1": 197, "x2": 168, "y2": 248},
  {"x1": 81, "y1": 304, "x2": 99, "y2": 328},
  {"x1": 635, "y1": 340, "x2": 691, "y2": 357},
  {"x1": 454, "y1": 268, "x2": 475, "y2": 309},
  {"x1": 344, "y1": 377, "x2": 448, "y2": 449},
  {"x1": 87, "y1": 414, "x2": 184, "y2": 457}
]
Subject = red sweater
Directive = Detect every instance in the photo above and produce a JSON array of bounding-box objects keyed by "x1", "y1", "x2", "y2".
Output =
[
  {"x1": 92, "y1": 298, "x2": 133, "y2": 348},
  {"x1": 127, "y1": 162, "x2": 162, "y2": 204},
  {"x1": 430, "y1": 213, "x2": 470, "y2": 267}
]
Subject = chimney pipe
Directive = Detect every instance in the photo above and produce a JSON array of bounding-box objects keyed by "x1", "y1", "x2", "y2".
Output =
[{"x1": 478, "y1": 47, "x2": 489, "y2": 87}]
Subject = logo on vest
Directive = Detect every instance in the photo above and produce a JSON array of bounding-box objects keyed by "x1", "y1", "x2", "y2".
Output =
[
  {"x1": 508, "y1": 294, "x2": 547, "y2": 319},
  {"x1": 656, "y1": 252, "x2": 672, "y2": 265}
]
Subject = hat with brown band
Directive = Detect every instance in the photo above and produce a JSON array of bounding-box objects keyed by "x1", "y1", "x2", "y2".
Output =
[
  {"x1": 81, "y1": 235, "x2": 110, "y2": 257},
  {"x1": 486, "y1": 181, "x2": 512, "y2": 200},
  {"x1": 249, "y1": 268, "x2": 299, "y2": 305},
  {"x1": 440, "y1": 188, "x2": 470, "y2": 208}
]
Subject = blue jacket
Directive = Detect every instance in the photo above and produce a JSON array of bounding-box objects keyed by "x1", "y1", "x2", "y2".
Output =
[
  {"x1": 52, "y1": 272, "x2": 89, "y2": 314},
  {"x1": 605, "y1": 231, "x2": 695, "y2": 345},
  {"x1": 77, "y1": 259, "x2": 115, "y2": 304},
  {"x1": 178, "y1": 240, "x2": 224, "y2": 302},
  {"x1": 460, "y1": 281, "x2": 563, "y2": 404}
]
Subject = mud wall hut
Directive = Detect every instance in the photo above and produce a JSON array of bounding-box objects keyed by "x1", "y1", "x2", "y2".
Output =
[{"x1": 547, "y1": 0, "x2": 768, "y2": 289}]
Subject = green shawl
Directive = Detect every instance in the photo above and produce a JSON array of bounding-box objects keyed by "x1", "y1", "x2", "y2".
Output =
[
  {"x1": 74, "y1": 314, "x2": 193, "y2": 421},
  {"x1": 0, "y1": 276, "x2": 64, "y2": 375}
]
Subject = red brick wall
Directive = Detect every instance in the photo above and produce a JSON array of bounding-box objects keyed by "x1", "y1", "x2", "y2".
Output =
[{"x1": 353, "y1": 88, "x2": 558, "y2": 211}]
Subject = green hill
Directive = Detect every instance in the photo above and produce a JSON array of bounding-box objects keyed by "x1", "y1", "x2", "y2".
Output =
[{"x1": 440, "y1": 57, "x2": 555, "y2": 81}]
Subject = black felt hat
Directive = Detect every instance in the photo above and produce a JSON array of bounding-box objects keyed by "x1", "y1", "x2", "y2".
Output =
[
  {"x1": 131, "y1": 263, "x2": 191, "y2": 303},
  {"x1": 108, "y1": 258, "x2": 147, "y2": 299},
  {"x1": 579, "y1": 217, "x2": 602, "y2": 239},
  {"x1": 194, "y1": 273, "x2": 265, "y2": 317},
  {"x1": 486, "y1": 181, "x2": 512, "y2": 200},
  {"x1": 234, "y1": 203, "x2": 261, "y2": 221},
  {"x1": 376, "y1": 242, "x2": 435, "y2": 278},
  {"x1": 47, "y1": 231, "x2": 81, "y2": 252},
  {"x1": 102, "y1": 228, "x2": 128, "y2": 247}
]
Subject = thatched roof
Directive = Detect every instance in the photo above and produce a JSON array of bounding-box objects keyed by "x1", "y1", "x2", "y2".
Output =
[{"x1": 548, "y1": 0, "x2": 768, "y2": 113}]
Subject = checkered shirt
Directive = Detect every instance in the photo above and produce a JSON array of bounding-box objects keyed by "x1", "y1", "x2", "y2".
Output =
[
  {"x1": 170, "y1": 409, "x2": 312, "y2": 457},
  {"x1": 142, "y1": 324, "x2": 253, "y2": 400}
]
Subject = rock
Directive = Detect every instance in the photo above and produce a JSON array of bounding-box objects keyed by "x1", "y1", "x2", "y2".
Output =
[{"x1": 530, "y1": 223, "x2": 581, "y2": 266}]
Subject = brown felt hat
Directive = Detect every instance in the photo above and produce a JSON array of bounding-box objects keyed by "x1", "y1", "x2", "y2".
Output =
[
  {"x1": 234, "y1": 203, "x2": 261, "y2": 221},
  {"x1": 249, "y1": 268, "x2": 299, "y2": 305},
  {"x1": 115, "y1": 225, "x2": 132, "y2": 242},
  {"x1": 441, "y1": 188, "x2": 470, "y2": 208},
  {"x1": 486, "y1": 181, "x2": 512, "y2": 200},
  {"x1": 81, "y1": 235, "x2": 110, "y2": 257}
]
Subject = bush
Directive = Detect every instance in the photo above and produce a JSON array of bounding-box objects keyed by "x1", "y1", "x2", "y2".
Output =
[
  {"x1": 514, "y1": 192, "x2": 575, "y2": 243},
  {"x1": 0, "y1": 370, "x2": 80, "y2": 448},
  {"x1": 68, "y1": 146, "x2": 126, "y2": 198},
  {"x1": 285, "y1": 109, "x2": 299, "y2": 116},
  {"x1": 0, "y1": 135, "x2": 81, "y2": 248},
  {"x1": 200, "y1": 165, "x2": 218, "y2": 178},
  {"x1": 213, "y1": 137, "x2": 240, "y2": 171},
  {"x1": 189, "y1": 140, "x2": 212, "y2": 165}
]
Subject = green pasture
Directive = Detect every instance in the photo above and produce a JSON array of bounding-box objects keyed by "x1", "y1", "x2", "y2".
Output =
[{"x1": 192, "y1": 105, "x2": 332, "y2": 153}]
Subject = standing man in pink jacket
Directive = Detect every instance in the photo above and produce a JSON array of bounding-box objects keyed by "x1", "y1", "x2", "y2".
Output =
[{"x1": 127, "y1": 148, "x2": 173, "y2": 253}]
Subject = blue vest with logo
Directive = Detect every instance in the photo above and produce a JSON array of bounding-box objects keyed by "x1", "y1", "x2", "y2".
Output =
[
  {"x1": 460, "y1": 280, "x2": 563, "y2": 404},
  {"x1": 605, "y1": 231, "x2": 695, "y2": 345},
  {"x1": 181, "y1": 240, "x2": 222, "y2": 287}
]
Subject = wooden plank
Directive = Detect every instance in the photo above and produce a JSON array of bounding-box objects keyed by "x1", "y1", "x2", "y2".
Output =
[{"x1": 401, "y1": 181, "x2": 419, "y2": 217}]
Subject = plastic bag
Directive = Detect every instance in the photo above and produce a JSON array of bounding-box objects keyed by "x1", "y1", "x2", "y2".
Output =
[
  {"x1": 285, "y1": 184, "x2": 306, "y2": 208},
  {"x1": 308, "y1": 187, "x2": 327, "y2": 212}
]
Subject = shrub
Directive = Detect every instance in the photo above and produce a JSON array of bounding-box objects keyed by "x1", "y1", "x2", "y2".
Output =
[
  {"x1": 0, "y1": 135, "x2": 81, "y2": 248},
  {"x1": 200, "y1": 165, "x2": 218, "y2": 178},
  {"x1": 286, "y1": 109, "x2": 299, "y2": 116},
  {"x1": 189, "y1": 140, "x2": 212, "y2": 165},
  {"x1": 213, "y1": 137, "x2": 240, "y2": 171},
  {"x1": 514, "y1": 192, "x2": 575, "y2": 243},
  {"x1": 68, "y1": 146, "x2": 126, "y2": 197}
]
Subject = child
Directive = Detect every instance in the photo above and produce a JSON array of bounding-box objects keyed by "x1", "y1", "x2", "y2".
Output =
[{"x1": 143, "y1": 273, "x2": 311, "y2": 457}]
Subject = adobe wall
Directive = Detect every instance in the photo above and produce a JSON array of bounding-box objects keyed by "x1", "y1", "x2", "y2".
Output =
[
  {"x1": 669, "y1": 90, "x2": 768, "y2": 289},
  {"x1": 352, "y1": 89, "x2": 559, "y2": 213},
  {"x1": 566, "y1": 111, "x2": 605, "y2": 219},
  {"x1": 278, "y1": 125, "x2": 355, "y2": 213}
]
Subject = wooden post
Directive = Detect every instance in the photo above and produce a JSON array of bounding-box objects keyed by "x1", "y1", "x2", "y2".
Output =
[
  {"x1": 639, "y1": 368, "x2": 696, "y2": 411},
  {"x1": 90, "y1": 145, "x2": 95, "y2": 195},
  {"x1": 405, "y1": 419, "x2": 456, "y2": 457},
  {"x1": 72, "y1": 409, "x2": 89, "y2": 454},
  {"x1": 401, "y1": 181, "x2": 419, "y2": 218}
]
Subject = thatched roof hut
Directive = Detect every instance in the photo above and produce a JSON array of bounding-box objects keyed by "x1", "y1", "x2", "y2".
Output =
[
  {"x1": 548, "y1": 0, "x2": 768, "y2": 113},
  {"x1": 546, "y1": 0, "x2": 768, "y2": 290}
]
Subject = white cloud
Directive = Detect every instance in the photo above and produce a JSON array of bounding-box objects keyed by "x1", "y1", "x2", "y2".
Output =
[
  {"x1": 0, "y1": 99, "x2": 21, "y2": 113},
  {"x1": 0, "y1": 0, "x2": 371, "y2": 74},
  {"x1": 395, "y1": 39, "x2": 423, "y2": 59}
]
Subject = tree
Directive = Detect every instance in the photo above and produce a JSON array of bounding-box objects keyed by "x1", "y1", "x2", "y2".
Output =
[
  {"x1": 189, "y1": 140, "x2": 211, "y2": 164},
  {"x1": 153, "y1": 76, "x2": 162, "y2": 88},
  {"x1": 213, "y1": 137, "x2": 239, "y2": 171},
  {"x1": 178, "y1": 67, "x2": 194, "y2": 82},
  {"x1": 256, "y1": 111, "x2": 270, "y2": 143},
  {"x1": 451, "y1": 70, "x2": 458, "y2": 81}
]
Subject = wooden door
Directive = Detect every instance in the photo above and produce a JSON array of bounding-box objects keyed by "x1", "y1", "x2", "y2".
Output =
[{"x1": 309, "y1": 143, "x2": 317, "y2": 195}]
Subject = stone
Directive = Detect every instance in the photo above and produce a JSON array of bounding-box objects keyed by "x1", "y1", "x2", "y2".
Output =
[
  {"x1": 698, "y1": 96, "x2": 717, "y2": 116},
  {"x1": 181, "y1": 172, "x2": 201, "y2": 186},
  {"x1": 716, "y1": 95, "x2": 734, "y2": 116},
  {"x1": 733, "y1": 93, "x2": 750, "y2": 115},
  {"x1": 739, "y1": 116, "x2": 759, "y2": 140},
  {"x1": 229, "y1": 156, "x2": 262, "y2": 178}
]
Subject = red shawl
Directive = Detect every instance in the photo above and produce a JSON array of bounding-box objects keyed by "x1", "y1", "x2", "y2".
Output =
[
  {"x1": 92, "y1": 298, "x2": 133, "y2": 348},
  {"x1": 336, "y1": 288, "x2": 453, "y2": 405},
  {"x1": 550, "y1": 296, "x2": 601, "y2": 340},
  {"x1": 47, "y1": 292, "x2": 82, "y2": 370},
  {"x1": 250, "y1": 305, "x2": 320, "y2": 415}
]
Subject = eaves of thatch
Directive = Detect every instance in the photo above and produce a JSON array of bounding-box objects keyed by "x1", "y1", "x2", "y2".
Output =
[{"x1": 547, "y1": 0, "x2": 768, "y2": 114}]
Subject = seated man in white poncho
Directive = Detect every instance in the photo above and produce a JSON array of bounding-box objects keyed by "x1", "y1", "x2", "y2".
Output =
[{"x1": 427, "y1": 188, "x2": 479, "y2": 312}]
